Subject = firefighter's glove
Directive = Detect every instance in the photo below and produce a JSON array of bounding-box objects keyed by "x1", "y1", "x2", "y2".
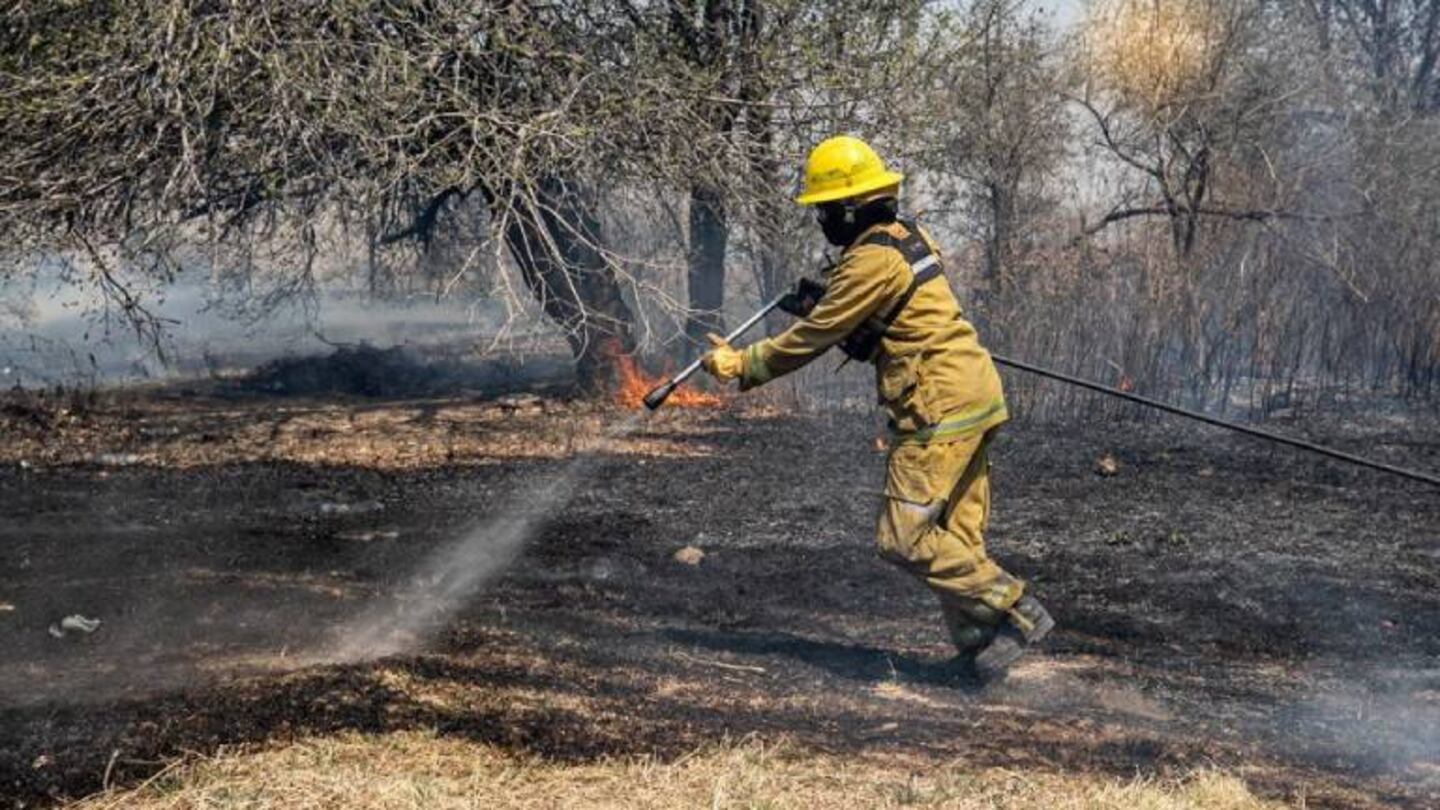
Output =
[
  {"x1": 701, "y1": 333, "x2": 744, "y2": 381},
  {"x1": 778, "y1": 277, "x2": 827, "y2": 318}
]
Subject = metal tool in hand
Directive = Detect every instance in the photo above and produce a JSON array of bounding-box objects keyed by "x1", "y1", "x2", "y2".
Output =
[
  {"x1": 642, "y1": 297, "x2": 781, "y2": 410},
  {"x1": 641, "y1": 275, "x2": 827, "y2": 411},
  {"x1": 643, "y1": 278, "x2": 826, "y2": 410}
]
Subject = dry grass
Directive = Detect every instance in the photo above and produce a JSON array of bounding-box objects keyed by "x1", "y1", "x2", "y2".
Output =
[
  {"x1": 69, "y1": 732, "x2": 1286, "y2": 810},
  {"x1": 0, "y1": 392, "x2": 729, "y2": 471}
]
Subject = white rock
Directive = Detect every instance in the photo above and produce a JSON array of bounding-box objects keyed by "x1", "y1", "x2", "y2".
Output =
[
  {"x1": 59, "y1": 614, "x2": 101, "y2": 634},
  {"x1": 672, "y1": 545, "x2": 705, "y2": 566}
]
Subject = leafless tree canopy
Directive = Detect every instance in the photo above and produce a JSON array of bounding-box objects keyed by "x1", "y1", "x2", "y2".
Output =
[{"x1": 2, "y1": 0, "x2": 1437, "y2": 411}]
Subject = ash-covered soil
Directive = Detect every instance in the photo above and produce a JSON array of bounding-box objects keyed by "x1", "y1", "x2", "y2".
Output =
[{"x1": 0, "y1": 387, "x2": 1437, "y2": 808}]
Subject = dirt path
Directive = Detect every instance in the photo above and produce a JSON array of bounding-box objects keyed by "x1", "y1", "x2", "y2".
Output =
[{"x1": 1, "y1": 392, "x2": 1436, "y2": 808}]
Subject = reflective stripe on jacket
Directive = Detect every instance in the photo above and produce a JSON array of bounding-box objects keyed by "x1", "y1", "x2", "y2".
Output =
[{"x1": 739, "y1": 220, "x2": 1007, "y2": 441}]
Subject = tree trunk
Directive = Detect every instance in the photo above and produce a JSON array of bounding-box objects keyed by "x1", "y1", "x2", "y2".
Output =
[
  {"x1": 737, "y1": 0, "x2": 790, "y2": 335},
  {"x1": 501, "y1": 176, "x2": 636, "y2": 395},
  {"x1": 669, "y1": 0, "x2": 740, "y2": 361},
  {"x1": 684, "y1": 183, "x2": 728, "y2": 359},
  {"x1": 984, "y1": 179, "x2": 1013, "y2": 291}
]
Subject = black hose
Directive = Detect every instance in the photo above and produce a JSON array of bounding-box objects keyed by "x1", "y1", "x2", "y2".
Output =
[{"x1": 992, "y1": 354, "x2": 1440, "y2": 489}]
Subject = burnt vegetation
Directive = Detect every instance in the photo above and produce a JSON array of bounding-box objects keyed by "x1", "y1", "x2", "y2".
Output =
[
  {"x1": 0, "y1": 397, "x2": 1437, "y2": 807},
  {"x1": 2, "y1": 1, "x2": 1440, "y2": 808}
]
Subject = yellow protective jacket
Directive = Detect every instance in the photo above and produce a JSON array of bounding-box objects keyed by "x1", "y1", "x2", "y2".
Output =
[{"x1": 739, "y1": 220, "x2": 1007, "y2": 442}]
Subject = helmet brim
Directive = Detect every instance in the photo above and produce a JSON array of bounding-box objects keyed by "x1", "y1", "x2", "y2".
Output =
[{"x1": 794, "y1": 171, "x2": 904, "y2": 206}]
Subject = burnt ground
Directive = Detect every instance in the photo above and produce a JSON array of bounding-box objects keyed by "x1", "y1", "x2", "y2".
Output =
[{"x1": 0, "y1": 387, "x2": 1437, "y2": 808}]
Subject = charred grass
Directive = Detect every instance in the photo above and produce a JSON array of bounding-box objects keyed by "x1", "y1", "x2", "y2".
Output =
[{"x1": 0, "y1": 385, "x2": 1437, "y2": 808}]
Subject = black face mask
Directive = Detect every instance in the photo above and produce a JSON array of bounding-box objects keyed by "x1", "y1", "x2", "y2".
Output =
[{"x1": 815, "y1": 197, "x2": 899, "y2": 247}]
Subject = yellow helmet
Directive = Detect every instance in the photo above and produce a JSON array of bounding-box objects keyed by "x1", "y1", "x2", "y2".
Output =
[{"x1": 794, "y1": 135, "x2": 904, "y2": 205}]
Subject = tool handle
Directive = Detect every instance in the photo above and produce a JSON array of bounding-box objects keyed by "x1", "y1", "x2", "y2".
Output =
[
  {"x1": 992, "y1": 353, "x2": 1440, "y2": 488},
  {"x1": 643, "y1": 295, "x2": 785, "y2": 410}
]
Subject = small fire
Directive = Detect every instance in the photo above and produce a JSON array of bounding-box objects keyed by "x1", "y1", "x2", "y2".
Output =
[
  {"x1": 604, "y1": 340, "x2": 722, "y2": 410},
  {"x1": 1118, "y1": 374, "x2": 1135, "y2": 393}
]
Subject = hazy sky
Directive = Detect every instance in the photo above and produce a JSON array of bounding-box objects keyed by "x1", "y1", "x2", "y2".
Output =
[{"x1": 1036, "y1": 0, "x2": 1087, "y2": 30}]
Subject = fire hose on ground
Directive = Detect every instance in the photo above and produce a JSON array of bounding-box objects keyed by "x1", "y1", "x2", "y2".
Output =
[{"x1": 642, "y1": 294, "x2": 1440, "y2": 489}]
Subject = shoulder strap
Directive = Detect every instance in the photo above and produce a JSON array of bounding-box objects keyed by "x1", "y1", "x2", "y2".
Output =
[
  {"x1": 862, "y1": 220, "x2": 944, "y2": 331},
  {"x1": 857, "y1": 220, "x2": 934, "y2": 265}
]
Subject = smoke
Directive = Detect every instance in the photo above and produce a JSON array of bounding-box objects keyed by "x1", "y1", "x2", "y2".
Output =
[
  {"x1": 1282, "y1": 667, "x2": 1440, "y2": 777},
  {"x1": 328, "y1": 412, "x2": 646, "y2": 662},
  {"x1": 0, "y1": 272, "x2": 517, "y2": 387}
]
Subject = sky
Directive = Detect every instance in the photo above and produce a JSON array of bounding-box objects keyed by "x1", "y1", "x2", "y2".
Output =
[{"x1": 1040, "y1": 0, "x2": 1087, "y2": 30}]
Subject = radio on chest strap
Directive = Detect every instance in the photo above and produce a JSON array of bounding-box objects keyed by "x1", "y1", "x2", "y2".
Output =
[{"x1": 838, "y1": 220, "x2": 946, "y2": 362}]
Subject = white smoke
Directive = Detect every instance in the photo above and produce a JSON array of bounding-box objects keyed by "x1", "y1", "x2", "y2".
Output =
[
  {"x1": 0, "y1": 271, "x2": 516, "y2": 388},
  {"x1": 1284, "y1": 667, "x2": 1440, "y2": 777}
]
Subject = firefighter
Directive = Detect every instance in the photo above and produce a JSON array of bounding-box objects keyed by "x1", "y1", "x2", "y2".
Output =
[{"x1": 701, "y1": 135, "x2": 1053, "y2": 682}]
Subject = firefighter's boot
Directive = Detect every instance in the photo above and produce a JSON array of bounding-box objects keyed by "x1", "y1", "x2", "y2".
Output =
[
  {"x1": 973, "y1": 595, "x2": 1054, "y2": 683},
  {"x1": 947, "y1": 622, "x2": 994, "y2": 654},
  {"x1": 939, "y1": 597, "x2": 1002, "y2": 681}
]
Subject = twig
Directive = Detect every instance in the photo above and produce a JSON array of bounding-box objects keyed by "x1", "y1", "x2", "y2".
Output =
[
  {"x1": 93, "y1": 756, "x2": 189, "y2": 810},
  {"x1": 674, "y1": 651, "x2": 767, "y2": 674},
  {"x1": 101, "y1": 749, "x2": 120, "y2": 792}
]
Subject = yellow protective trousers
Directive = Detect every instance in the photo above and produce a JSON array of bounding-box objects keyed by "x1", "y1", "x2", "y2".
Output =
[{"x1": 876, "y1": 427, "x2": 1025, "y2": 652}]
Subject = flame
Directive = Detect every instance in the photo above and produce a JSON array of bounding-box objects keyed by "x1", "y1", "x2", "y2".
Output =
[
  {"x1": 603, "y1": 339, "x2": 722, "y2": 409},
  {"x1": 1118, "y1": 373, "x2": 1135, "y2": 393}
]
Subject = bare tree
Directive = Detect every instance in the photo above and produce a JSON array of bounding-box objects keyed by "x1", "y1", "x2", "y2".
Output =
[
  {"x1": 1071, "y1": 0, "x2": 1295, "y2": 255},
  {"x1": 1318, "y1": 0, "x2": 1440, "y2": 114},
  {"x1": 922, "y1": 0, "x2": 1068, "y2": 296},
  {"x1": 5, "y1": 0, "x2": 1433, "y2": 411},
  {"x1": 1, "y1": 0, "x2": 963, "y2": 386}
]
